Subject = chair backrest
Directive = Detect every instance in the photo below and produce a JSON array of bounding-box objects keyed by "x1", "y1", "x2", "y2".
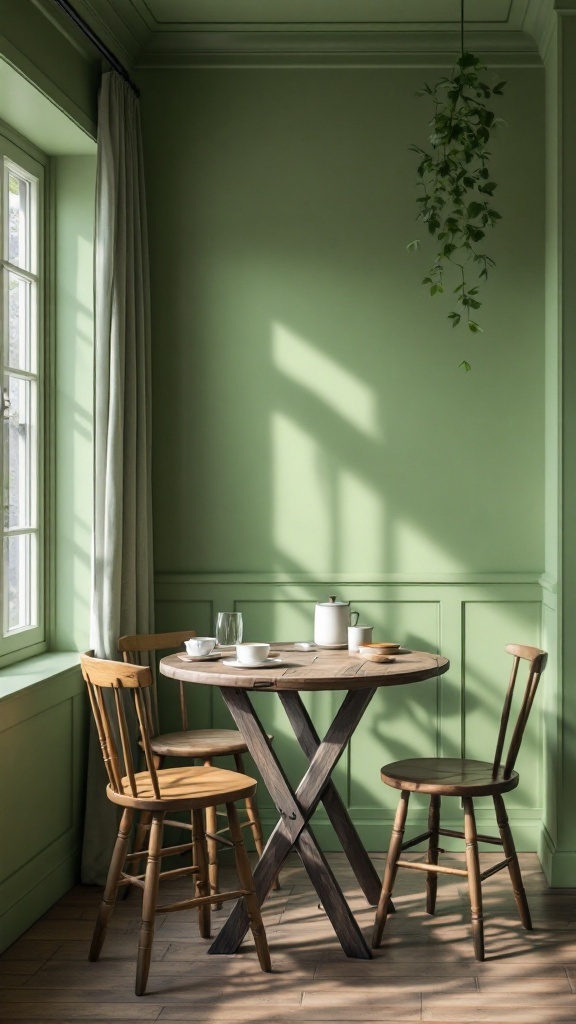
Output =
[
  {"x1": 118, "y1": 629, "x2": 197, "y2": 733},
  {"x1": 493, "y1": 644, "x2": 548, "y2": 779},
  {"x1": 80, "y1": 652, "x2": 162, "y2": 800}
]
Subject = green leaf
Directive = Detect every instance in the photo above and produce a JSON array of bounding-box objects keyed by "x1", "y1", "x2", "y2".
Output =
[
  {"x1": 459, "y1": 360, "x2": 472, "y2": 371},
  {"x1": 478, "y1": 181, "x2": 497, "y2": 195},
  {"x1": 467, "y1": 201, "x2": 484, "y2": 219},
  {"x1": 407, "y1": 240, "x2": 421, "y2": 253},
  {"x1": 468, "y1": 321, "x2": 483, "y2": 333}
]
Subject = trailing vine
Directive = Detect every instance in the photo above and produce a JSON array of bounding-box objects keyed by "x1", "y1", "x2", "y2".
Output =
[{"x1": 408, "y1": 49, "x2": 506, "y2": 370}]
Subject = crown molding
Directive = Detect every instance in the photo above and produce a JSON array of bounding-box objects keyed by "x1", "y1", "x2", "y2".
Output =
[
  {"x1": 135, "y1": 28, "x2": 542, "y2": 68},
  {"x1": 522, "y1": 0, "x2": 556, "y2": 57},
  {"x1": 32, "y1": 0, "x2": 145, "y2": 70},
  {"x1": 33, "y1": 0, "x2": 552, "y2": 72}
]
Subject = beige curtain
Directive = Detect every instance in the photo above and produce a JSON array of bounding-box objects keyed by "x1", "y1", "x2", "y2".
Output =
[{"x1": 81, "y1": 70, "x2": 154, "y2": 884}]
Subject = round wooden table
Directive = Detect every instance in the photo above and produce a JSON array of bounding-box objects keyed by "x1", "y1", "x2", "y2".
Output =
[{"x1": 160, "y1": 643, "x2": 449, "y2": 959}]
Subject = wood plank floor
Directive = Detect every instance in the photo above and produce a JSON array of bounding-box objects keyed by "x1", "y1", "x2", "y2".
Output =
[{"x1": 1, "y1": 852, "x2": 576, "y2": 1023}]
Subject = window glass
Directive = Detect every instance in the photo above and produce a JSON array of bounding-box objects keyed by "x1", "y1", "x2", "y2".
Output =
[{"x1": 1, "y1": 139, "x2": 44, "y2": 655}]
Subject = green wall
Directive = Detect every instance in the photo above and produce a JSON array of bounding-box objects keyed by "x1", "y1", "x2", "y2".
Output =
[
  {"x1": 141, "y1": 67, "x2": 544, "y2": 578},
  {"x1": 53, "y1": 155, "x2": 96, "y2": 650},
  {"x1": 0, "y1": 0, "x2": 99, "y2": 137},
  {"x1": 0, "y1": 2, "x2": 97, "y2": 953},
  {"x1": 141, "y1": 65, "x2": 548, "y2": 854}
]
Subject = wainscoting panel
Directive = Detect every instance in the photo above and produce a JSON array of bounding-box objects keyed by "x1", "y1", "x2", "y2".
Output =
[
  {"x1": 0, "y1": 664, "x2": 88, "y2": 954},
  {"x1": 155, "y1": 574, "x2": 544, "y2": 852}
]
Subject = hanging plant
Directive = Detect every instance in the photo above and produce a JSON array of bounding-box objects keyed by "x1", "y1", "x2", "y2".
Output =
[{"x1": 408, "y1": 9, "x2": 506, "y2": 370}]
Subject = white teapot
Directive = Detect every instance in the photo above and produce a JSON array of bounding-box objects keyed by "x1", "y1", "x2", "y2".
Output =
[{"x1": 314, "y1": 596, "x2": 359, "y2": 648}]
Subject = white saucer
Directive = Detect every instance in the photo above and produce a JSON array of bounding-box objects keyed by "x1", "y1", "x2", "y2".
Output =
[
  {"x1": 222, "y1": 657, "x2": 284, "y2": 669},
  {"x1": 177, "y1": 651, "x2": 221, "y2": 662}
]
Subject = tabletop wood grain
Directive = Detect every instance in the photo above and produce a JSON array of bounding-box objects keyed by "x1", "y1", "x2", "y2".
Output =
[{"x1": 160, "y1": 644, "x2": 449, "y2": 691}]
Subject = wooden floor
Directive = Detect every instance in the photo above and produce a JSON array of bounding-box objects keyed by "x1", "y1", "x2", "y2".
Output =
[{"x1": 1, "y1": 851, "x2": 576, "y2": 1023}]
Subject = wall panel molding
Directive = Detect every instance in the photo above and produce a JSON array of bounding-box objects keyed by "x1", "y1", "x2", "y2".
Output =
[{"x1": 155, "y1": 572, "x2": 546, "y2": 858}]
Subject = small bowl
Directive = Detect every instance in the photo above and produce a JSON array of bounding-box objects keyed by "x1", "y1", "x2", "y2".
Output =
[
  {"x1": 184, "y1": 636, "x2": 217, "y2": 657},
  {"x1": 357, "y1": 646, "x2": 396, "y2": 663},
  {"x1": 236, "y1": 643, "x2": 271, "y2": 666},
  {"x1": 362, "y1": 642, "x2": 401, "y2": 652}
]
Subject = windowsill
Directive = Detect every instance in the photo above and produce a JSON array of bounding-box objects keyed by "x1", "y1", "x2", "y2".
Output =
[{"x1": 0, "y1": 651, "x2": 81, "y2": 701}]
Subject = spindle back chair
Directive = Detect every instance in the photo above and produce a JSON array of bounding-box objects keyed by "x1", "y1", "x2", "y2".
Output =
[
  {"x1": 81, "y1": 652, "x2": 271, "y2": 995},
  {"x1": 118, "y1": 629, "x2": 272, "y2": 904},
  {"x1": 372, "y1": 644, "x2": 548, "y2": 961}
]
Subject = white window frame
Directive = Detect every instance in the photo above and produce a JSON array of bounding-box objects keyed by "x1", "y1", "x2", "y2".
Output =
[{"x1": 0, "y1": 130, "x2": 46, "y2": 663}]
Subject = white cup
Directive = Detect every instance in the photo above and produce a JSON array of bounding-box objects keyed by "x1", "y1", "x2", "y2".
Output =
[
  {"x1": 348, "y1": 625, "x2": 373, "y2": 653},
  {"x1": 185, "y1": 636, "x2": 217, "y2": 657},
  {"x1": 236, "y1": 643, "x2": 270, "y2": 666}
]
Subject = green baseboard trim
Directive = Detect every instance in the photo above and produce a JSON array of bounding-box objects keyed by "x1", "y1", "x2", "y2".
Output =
[
  {"x1": 0, "y1": 852, "x2": 79, "y2": 955},
  {"x1": 539, "y1": 828, "x2": 576, "y2": 887},
  {"x1": 258, "y1": 815, "x2": 543, "y2": 856}
]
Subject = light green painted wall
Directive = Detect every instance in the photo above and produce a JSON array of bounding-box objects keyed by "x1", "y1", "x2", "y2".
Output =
[
  {"x1": 0, "y1": 658, "x2": 87, "y2": 953},
  {"x1": 53, "y1": 155, "x2": 96, "y2": 651},
  {"x1": 541, "y1": 19, "x2": 560, "y2": 876},
  {"x1": 155, "y1": 577, "x2": 545, "y2": 853},
  {"x1": 0, "y1": 9, "x2": 97, "y2": 952},
  {"x1": 0, "y1": 0, "x2": 99, "y2": 137},
  {"x1": 551, "y1": 13, "x2": 576, "y2": 883},
  {"x1": 142, "y1": 65, "x2": 547, "y2": 856},
  {"x1": 140, "y1": 67, "x2": 545, "y2": 579}
]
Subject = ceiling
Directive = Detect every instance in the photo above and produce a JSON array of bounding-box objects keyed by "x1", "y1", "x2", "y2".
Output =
[{"x1": 43, "y1": 0, "x2": 554, "y2": 68}]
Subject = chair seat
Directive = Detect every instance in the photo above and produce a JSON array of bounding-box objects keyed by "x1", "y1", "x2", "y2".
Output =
[
  {"x1": 150, "y1": 727, "x2": 272, "y2": 759},
  {"x1": 107, "y1": 763, "x2": 257, "y2": 811},
  {"x1": 381, "y1": 757, "x2": 520, "y2": 797}
]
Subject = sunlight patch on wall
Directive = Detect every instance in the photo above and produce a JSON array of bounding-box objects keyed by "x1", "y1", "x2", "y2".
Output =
[
  {"x1": 272, "y1": 322, "x2": 380, "y2": 439},
  {"x1": 337, "y1": 467, "x2": 383, "y2": 571},
  {"x1": 395, "y1": 519, "x2": 465, "y2": 574},
  {"x1": 272, "y1": 411, "x2": 331, "y2": 569}
]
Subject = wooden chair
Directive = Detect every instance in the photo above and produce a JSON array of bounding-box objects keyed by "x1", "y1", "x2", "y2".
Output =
[
  {"x1": 372, "y1": 643, "x2": 548, "y2": 961},
  {"x1": 81, "y1": 652, "x2": 271, "y2": 995},
  {"x1": 118, "y1": 630, "x2": 275, "y2": 905}
]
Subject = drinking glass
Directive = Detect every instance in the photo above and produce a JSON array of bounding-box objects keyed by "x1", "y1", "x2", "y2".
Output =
[{"x1": 216, "y1": 611, "x2": 243, "y2": 647}]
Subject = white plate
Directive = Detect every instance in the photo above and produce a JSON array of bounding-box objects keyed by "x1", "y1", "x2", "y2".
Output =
[
  {"x1": 177, "y1": 651, "x2": 221, "y2": 662},
  {"x1": 222, "y1": 657, "x2": 284, "y2": 669}
]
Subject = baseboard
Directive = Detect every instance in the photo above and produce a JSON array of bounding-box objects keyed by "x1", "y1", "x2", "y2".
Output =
[
  {"x1": 0, "y1": 852, "x2": 79, "y2": 954},
  {"x1": 539, "y1": 826, "x2": 576, "y2": 887},
  {"x1": 256, "y1": 813, "x2": 544, "y2": 857}
]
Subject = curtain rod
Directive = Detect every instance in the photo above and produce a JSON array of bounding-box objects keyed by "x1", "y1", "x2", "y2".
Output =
[{"x1": 50, "y1": 0, "x2": 140, "y2": 96}]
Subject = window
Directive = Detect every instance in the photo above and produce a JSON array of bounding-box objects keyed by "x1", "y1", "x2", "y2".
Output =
[{"x1": 0, "y1": 132, "x2": 45, "y2": 661}]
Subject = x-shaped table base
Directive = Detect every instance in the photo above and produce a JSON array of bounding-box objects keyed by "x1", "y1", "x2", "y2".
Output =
[{"x1": 208, "y1": 685, "x2": 386, "y2": 959}]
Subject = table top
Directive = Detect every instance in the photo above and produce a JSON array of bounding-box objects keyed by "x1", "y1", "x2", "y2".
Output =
[{"x1": 160, "y1": 643, "x2": 449, "y2": 692}]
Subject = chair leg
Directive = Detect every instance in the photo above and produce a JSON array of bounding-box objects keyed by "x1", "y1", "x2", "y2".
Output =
[
  {"x1": 225, "y1": 800, "x2": 271, "y2": 973},
  {"x1": 128, "y1": 811, "x2": 152, "y2": 881},
  {"x1": 372, "y1": 790, "x2": 410, "y2": 948},
  {"x1": 463, "y1": 797, "x2": 484, "y2": 962},
  {"x1": 90, "y1": 808, "x2": 133, "y2": 961},
  {"x1": 135, "y1": 813, "x2": 164, "y2": 997},
  {"x1": 192, "y1": 807, "x2": 211, "y2": 938},
  {"x1": 123, "y1": 754, "x2": 163, "y2": 900},
  {"x1": 493, "y1": 792, "x2": 532, "y2": 930},
  {"x1": 203, "y1": 759, "x2": 223, "y2": 909},
  {"x1": 426, "y1": 794, "x2": 441, "y2": 915},
  {"x1": 234, "y1": 751, "x2": 280, "y2": 892}
]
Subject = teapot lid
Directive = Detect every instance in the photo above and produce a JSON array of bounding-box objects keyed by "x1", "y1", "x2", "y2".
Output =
[{"x1": 317, "y1": 595, "x2": 349, "y2": 607}]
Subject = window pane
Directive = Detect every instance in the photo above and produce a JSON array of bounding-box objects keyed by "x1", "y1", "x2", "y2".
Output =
[
  {"x1": 3, "y1": 376, "x2": 36, "y2": 530},
  {"x1": 8, "y1": 171, "x2": 31, "y2": 271},
  {"x1": 4, "y1": 532, "x2": 36, "y2": 632},
  {"x1": 8, "y1": 271, "x2": 35, "y2": 372}
]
